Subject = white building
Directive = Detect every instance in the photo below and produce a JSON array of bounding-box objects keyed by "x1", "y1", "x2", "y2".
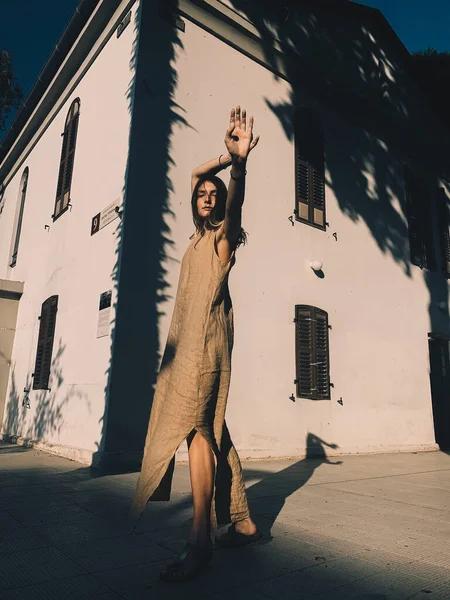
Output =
[{"x1": 0, "y1": 0, "x2": 449, "y2": 469}]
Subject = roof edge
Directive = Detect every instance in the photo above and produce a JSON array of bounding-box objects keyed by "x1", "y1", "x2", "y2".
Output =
[{"x1": 0, "y1": 0, "x2": 101, "y2": 166}]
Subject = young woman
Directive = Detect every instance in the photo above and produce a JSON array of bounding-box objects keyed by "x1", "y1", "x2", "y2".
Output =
[{"x1": 130, "y1": 106, "x2": 261, "y2": 582}]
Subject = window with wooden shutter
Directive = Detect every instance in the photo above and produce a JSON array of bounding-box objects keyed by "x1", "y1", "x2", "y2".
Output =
[
  {"x1": 0, "y1": 183, "x2": 5, "y2": 216},
  {"x1": 32, "y1": 296, "x2": 58, "y2": 390},
  {"x1": 403, "y1": 166, "x2": 436, "y2": 270},
  {"x1": 377, "y1": 57, "x2": 389, "y2": 100},
  {"x1": 10, "y1": 167, "x2": 29, "y2": 268},
  {"x1": 53, "y1": 98, "x2": 80, "y2": 221},
  {"x1": 295, "y1": 305, "x2": 330, "y2": 400},
  {"x1": 437, "y1": 187, "x2": 450, "y2": 278},
  {"x1": 294, "y1": 108, "x2": 326, "y2": 230}
]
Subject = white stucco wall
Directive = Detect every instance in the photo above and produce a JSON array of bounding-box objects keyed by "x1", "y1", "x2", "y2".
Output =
[
  {"x1": 0, "y1": 1, "x2": 138, "y2": 461},
  {"x1": 162, "y1": 16, "x2": 441, "y2": 459},
  {"x1": 1, "y1": 1, "x2": 445, "y2": 464}
]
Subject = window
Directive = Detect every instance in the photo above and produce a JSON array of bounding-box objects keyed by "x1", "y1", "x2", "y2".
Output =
[
  {"x1": 437, "y1": 187, "x2": 450, "y2": 278},
  {"x1": 53, "y1": 98, "x2": 80, "y2": 220},
  {"x1": 428, "y1": 334, "x2": 450, "y2": 448},
  {"x1": 0, "y1": 182, "x2": 5, "y2": 216},
  {"x1": 294, "y1": 107, "x2": 326, "y2": 230},
  {"x1": 32, "y1": 296, "x2": 58, "y2": 390},
  {"x1": 403, "y1": 166, "x2": 435, "y2": 270},
  {"x1": 295, "y1": 305, "x2": 330, "y2": 400},
  {"x1": 10, "y1": 167, "x2": 29, "y2": 268},
  {"x1": 377, "y1": 58, "x2": 389, "y2": 99}
]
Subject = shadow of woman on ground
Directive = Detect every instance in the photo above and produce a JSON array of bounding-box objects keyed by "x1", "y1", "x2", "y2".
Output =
[{"x1": 241, "y1": 432, "x2": 343, "y2": 543}]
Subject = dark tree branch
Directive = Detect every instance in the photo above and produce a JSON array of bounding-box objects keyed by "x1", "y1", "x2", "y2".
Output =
[{"x1": 0, "y1": 49, "x2": 23, "y2": 132}]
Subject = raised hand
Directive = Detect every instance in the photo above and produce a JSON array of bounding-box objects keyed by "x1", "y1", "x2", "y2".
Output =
[{"x1": 224, "y1": 106, "x2": 260, "y2": 162}]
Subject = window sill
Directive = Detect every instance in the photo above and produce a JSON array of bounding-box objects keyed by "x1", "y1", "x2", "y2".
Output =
[
  {"x1": 294, "y1": 215, "x2": 326, "y2": 232},
  {"x1": 296, "y1": 395, "x2": 331, "y2": 401},
  {"x1": 52, "y1": 204, "x2": 70, "y2": 222}
]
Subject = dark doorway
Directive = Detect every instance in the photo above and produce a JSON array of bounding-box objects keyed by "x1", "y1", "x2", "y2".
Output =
[{"x1": 428, "y1": 333, "x2": 450, "y2": 449}]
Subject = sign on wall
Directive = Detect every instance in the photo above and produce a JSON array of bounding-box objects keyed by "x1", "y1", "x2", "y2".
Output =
[
  {"x1": 97, "y1": 290, "x2": 112, "y2": 338},
  {"x1": 91, "y1": 198, "x2": 122, "y2": 235}
]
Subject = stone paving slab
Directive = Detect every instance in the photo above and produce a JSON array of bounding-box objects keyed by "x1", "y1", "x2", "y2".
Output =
[{"x1": 1, "y1": 441, "x2": 450, "y2": 599}]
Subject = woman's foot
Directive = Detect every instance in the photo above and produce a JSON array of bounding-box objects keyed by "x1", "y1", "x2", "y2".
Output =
[
  {"x1": 215, "y1": 518, "x2": 262, "y2": 548},
  {"x1": 159, "y1": 541, "x2": 213, "y2": 582},
  {"x1": 234, "y1": 517, "x2": 258, "y2": 536}
]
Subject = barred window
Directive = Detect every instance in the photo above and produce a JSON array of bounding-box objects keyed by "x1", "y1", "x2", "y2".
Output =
[
  {"x1": 295, "y1": 305, "x2": 330, "y2": 400},
  {"x1": 294, "y1": 108, "x2": 326, "y2": 230},
  {"x1": 53, "y1": 98, "x2": 80, "y2": 221}
]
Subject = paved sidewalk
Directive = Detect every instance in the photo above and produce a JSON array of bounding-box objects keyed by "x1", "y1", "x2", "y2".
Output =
[{"x1": 1, "y1": 441, "x2": 450, "y2": 599}]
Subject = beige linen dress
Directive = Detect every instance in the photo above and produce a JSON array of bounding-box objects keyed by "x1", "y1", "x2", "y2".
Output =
[{"x1": 131, "y1": 228, "x2": 250, "y2": 529}]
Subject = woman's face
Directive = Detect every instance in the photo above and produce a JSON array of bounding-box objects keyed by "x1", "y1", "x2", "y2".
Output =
[{"x1": 196, "y1": 181, "x2": 217, "y2": 219}]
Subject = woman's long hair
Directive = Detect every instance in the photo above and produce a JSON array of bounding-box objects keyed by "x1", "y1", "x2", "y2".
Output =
[{"x1": 190, "y1": 175, "x2": 248, "y2": 248}]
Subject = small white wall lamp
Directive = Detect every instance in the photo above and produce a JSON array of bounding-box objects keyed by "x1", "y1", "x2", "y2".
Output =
[{"x1": 310, "y1": 260, "x2": 323, "y2": 272}]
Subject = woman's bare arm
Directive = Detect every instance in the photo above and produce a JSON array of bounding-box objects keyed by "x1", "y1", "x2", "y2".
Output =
[
  {"x1": 191, "y1": 153, "x2": 232, "y2": 194},
  {"x1": 218, "y1": 106, "x2": 260, "y2": 248},
  {"x1": 222, "y1": 159, "x2": 246, "y2": 240}
]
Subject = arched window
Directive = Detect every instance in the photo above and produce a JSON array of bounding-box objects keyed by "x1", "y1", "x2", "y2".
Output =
[
  {"x1": 53, "y1": 97, "x2": 80, "y2": 220},
  {"x1": 10, "y1": 167, "x2": 29, "y2": 268},
  {"x1": 294, "y1": 107, "x2": 326, "y2": 230}
]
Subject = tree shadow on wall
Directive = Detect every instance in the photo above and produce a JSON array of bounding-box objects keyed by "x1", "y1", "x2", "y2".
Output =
[
  {"x1": 92, "y1": 0, "x2": 190, "y2": 471},
  {"x1": 2, "y1": 338, "x2": 91, "y2": 447},
  {"x1": 227, "y1": 0, "x2": 449, "y2": 339},
  {"x1": 92, "y1": 0, "x2": 450, "y2": 476}
]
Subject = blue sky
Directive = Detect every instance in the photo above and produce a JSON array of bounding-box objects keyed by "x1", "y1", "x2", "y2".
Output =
[
  {"x1": 1, "y1": 2, "x2": 77, "y2": 103},
  {"x1": 357, "y1": 0, "x2": 450, "y2": 53},
  {"x1": 1, "y1": 0, "x2": 449, "y2": 135}
]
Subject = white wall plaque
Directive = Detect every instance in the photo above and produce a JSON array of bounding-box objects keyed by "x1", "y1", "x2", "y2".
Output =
[
  {"x1": 91, "y1": 198, "x2": 122, "y2": 235},
  {"x1": 97, "y1": 290, "x2": 112, "y2": 338}
]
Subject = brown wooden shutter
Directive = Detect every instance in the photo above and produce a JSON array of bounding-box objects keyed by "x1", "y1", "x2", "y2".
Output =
[
  {"x1": 422, "y1": 188, "x2": 436, "y2": 271},
  {"x1": 378, "y1": 58, "x2": 389, "y2": 99},
  {"x1": 295, "y1": 108, "x2": 326, "y2": 230},
  {"x1": 404, "y1": 166, "x2": 424, "y2": 267},
  {"x1": 404, "y1": 166, "x2": 435, "y2": 270},
  {"x1": 33, "y1": 296, "x2": 58, "y2": 390},
  {"x1": 437, "y1": 187, "x2": 450, "y2": 278},
  {"x1": 295, "y1": 305, "x2": 330, "y2": 400},
  {"x1": 54, "y1": 98, "x2": 80, "y2": 219},
  {"x1": 295, "y1": 305, "x2": 314, "y2": 398},
  {"x1": 314, "y1": 309, "x2": 330, "y2": 400},
  {"x1": 295, "y1": 156, "x2": 309, "y2": 221}
]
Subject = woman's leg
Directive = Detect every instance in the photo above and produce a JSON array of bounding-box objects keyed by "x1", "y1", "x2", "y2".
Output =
[
  {"x1": 159, "y1": 430, "x2": 215, "y2": 581},
  {"x1": 187, "y1": 427, "x2": 258, "y2": 544},
  {"x1": 187, "y1": 429, "x2": 215, "y2": 547},
  {"x1": 219, "y1": 423, "x2": 259, "y2": 536}
]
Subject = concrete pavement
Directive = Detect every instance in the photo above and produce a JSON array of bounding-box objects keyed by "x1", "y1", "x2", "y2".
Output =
[{"x1": 1, "y1": 441, "x2": 450, "y2": 599}]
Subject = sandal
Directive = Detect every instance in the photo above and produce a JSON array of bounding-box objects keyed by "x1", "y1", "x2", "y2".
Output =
[
  {"x1": 159, "y1": 542, "x2": 213, "y2": 582},
  {"x1": 215, "y1": 522, "x2": 262, "y2": 548}
]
